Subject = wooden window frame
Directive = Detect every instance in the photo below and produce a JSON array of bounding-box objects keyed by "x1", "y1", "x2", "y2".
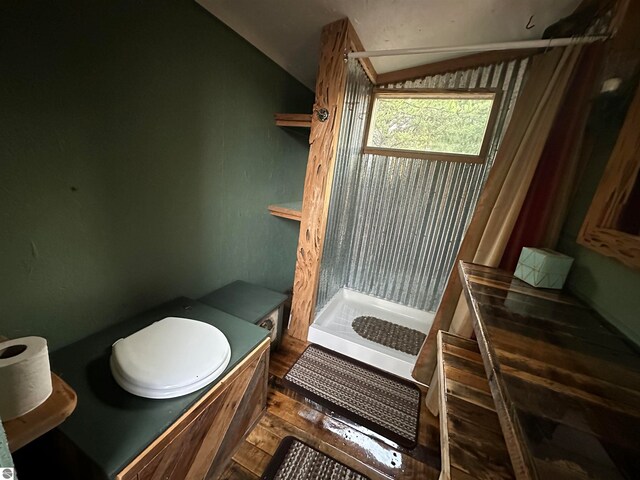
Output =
[
  {"x1": 363, "y1": 88, "x2": 502, "y2": 164},
  {"x1": 578, "y1": 83, "x2": 640, "y2": 270}
]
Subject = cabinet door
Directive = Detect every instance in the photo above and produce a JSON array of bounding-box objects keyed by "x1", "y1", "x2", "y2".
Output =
[
  {"x1": 119, "y1": 342, "x2": 269, "y2": 480},
  {"x1": 137, "y1": 393, "x2": 227, "y2": 480}
]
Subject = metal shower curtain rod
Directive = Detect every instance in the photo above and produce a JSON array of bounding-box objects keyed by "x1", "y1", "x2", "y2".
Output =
[{"x1": 347, "y1": 35, "x2": 608, "y2": 59}]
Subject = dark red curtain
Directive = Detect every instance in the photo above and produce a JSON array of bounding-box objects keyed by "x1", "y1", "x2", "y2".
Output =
[{"x1": 500, "y1": 43, "x2": 605, "y2": 271}]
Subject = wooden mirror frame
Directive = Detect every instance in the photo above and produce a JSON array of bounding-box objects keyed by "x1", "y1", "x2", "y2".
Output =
[{"x1": 578, "y1": 82, "x2": 640, "y2": 269}]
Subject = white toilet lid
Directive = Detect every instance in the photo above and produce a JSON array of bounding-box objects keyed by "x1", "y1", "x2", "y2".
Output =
[{"x1": 110, "y1": 317, "x2": 231, "y2": 399}]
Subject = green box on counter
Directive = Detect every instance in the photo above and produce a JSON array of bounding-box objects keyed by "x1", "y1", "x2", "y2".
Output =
[{"x1": 514, "y1": 247, "x2": 574, "y2": 289}]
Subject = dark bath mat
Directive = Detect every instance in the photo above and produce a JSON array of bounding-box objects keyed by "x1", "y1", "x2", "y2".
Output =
[
  {"x1": 352, "y1": 315, "x2": 426, "y2": 356},
  {"x1": 261, "y1": 436, "x2": 370, "y2": 480},
  {"x1": 282, "y1": 344, "x2": 421, "y2": 448}
]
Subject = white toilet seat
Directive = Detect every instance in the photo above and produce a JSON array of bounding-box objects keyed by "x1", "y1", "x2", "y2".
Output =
[
  {"x1": 110, "y1": 317, "x2": 231, "y2": 399},
  {"x1": 110, "y1": 348, "x2": 231, "y2": 399}
]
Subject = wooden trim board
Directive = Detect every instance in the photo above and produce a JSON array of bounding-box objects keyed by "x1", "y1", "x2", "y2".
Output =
[
  {"x1": 362, "y1": 147, "x2": 485, "y2": 164},
  {"x1": 375, "y1": 49, "x2": 538, "y2": 86},
  {"x1": 288, "y1": 18, "x2": 359, "y2": 341},
  {"x1": 436, "y1": 331, "x2": 450, "y2": 480},
  {"x1": 347, "y1": 22, "x2": 377, "y2": 84}
]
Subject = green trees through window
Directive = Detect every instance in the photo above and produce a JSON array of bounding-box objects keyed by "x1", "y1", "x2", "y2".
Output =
[{"x1": 365, "y1": 91, "x2": 497, "y2": 161}]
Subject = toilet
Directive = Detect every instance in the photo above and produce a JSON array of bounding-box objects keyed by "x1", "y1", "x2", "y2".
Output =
[{"x1": 110, "y1": 317, "x2": 231, "y2": 399}]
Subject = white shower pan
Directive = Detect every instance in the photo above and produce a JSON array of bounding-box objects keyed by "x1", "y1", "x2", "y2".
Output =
[{"x1": 308, "y1": 288, "x2": 434, "y2": 382}]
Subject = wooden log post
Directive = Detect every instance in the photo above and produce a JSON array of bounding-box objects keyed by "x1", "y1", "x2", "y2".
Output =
[{"x1": 288, "y1": 19, "x2": 369, "y2": 340}]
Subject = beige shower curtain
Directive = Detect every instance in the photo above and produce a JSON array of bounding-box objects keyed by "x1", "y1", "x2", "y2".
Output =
[{"x1": 412, "y1": 45, "x2": 583, "y2": 413}]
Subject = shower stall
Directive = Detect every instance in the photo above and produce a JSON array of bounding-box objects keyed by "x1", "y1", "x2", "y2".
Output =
[{"x1": 308, "y1": 57, "x2": 529, "y2": 380}]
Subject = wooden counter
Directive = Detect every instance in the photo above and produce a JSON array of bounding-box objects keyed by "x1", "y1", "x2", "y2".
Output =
[{"x1": 459, "y1": 262, "x2": 640, "y2": 480}]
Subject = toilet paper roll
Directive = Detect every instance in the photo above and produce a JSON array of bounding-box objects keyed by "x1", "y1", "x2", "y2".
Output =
[{"x1": 0, "y1": 337, "x2": 52, "y2": 421}]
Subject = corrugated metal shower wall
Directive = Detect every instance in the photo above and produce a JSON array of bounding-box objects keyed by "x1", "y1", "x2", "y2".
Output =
[
  {"x1": 317, "y1": 59, "x2": 373, "y2": 307},
  {"x1": 317, "y1": 57, "x2": 529, "y2": 313}
]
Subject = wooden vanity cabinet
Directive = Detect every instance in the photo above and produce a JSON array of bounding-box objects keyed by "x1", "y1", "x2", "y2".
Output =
[{"x1": 117, "y1": 338, "x2": 269, "y2": 480}]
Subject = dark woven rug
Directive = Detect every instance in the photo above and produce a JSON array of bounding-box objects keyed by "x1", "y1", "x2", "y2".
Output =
[
  {"x1": 261, "y1": 436, "x2": 370, "y2": 480},
  {"x1": 283, "y1": 344, "x2": 421, "y2": 448},
  {"x1": 352, "y1": 316, "x2": 426, "y2": 356}
]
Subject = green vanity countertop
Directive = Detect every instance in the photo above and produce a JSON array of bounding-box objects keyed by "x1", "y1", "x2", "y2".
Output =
[
  {"x1": 49, "y1": 297, "x2": 269, "y2": 480},
  {"x1": 200, "y1": 280, "x2": 288, "y2": 323}
]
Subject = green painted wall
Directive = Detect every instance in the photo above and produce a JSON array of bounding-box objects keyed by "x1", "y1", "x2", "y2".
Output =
[
  {"x1": 557, "y1": 86, "x2": 640, "y2": 346},
  {"x1": 0, "y1": 0, "x2": 313, "y2": 350}
]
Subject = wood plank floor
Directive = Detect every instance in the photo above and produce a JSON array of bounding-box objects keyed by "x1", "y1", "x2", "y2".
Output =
[{"x1": 212, "y1": 335, "x2": 441, "y2": 480}]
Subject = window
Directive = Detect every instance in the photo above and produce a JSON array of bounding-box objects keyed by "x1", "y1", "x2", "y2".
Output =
[{"x1": 364, "y1": 89, "x2": 500, "y2": 163}]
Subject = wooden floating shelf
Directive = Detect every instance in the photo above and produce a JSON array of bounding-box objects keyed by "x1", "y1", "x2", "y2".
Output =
[
  {"x1": 268, "y1": 201, "x2": 302, "y2": 221},
  {"x1": 274, "y1": 113, "x2": 312, "y2": 128},
  {"x1": 437, "y1": 331, "x2": 514, "y2": 480},
  {"x1": 3, "y1": 372, "x2": 77, "y2": 452}
]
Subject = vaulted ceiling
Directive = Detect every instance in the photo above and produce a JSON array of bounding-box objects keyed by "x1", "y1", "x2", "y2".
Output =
[{"x1": 197, "y1": 0, "x2": 582, "y2": 90}]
